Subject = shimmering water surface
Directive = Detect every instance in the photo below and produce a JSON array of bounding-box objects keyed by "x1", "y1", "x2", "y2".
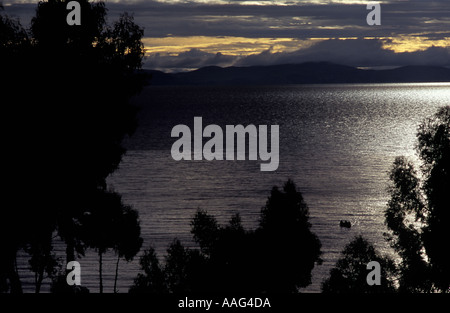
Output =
[{"x1": 17, "y1": 83, "x2": 450, "y2": 293}]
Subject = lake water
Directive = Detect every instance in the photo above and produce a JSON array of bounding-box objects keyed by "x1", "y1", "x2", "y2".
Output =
[{"x1": 17, "y1": 83, "x2": 450, "y2": 293}]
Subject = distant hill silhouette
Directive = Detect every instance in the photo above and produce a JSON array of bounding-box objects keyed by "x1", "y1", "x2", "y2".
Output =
[{"x1": 146, "y1": 62, "x2": 450, "y2": 85}]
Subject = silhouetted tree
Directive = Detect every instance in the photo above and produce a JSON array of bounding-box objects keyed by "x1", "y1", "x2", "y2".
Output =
[
  {"x1": 190, "y1": 209, "x2": 220, "y2": 256},
  {"x1": 321, "y1": 236, "x2": 397, "y2": 293},
  {"x1": 129, "y1": 248, "x2": 167, "y2": 293},
  {"x1": 1, "y1": 3, "x2": 32, "y2": 294},
  {"x1": 0, "y1": 3, "x2": 29, "y2": 55},
  {"x1": 190, "y1": 211, "x2": 259, "y2": 292},
  {"x1": 80, "y1": 190, "x2": 142, "y2": 293},
  {"x1": 28, "y1": 0, "x2": 145, "y2": 263},
  {"x1": 80, "y1": 190, "x2": 118, "y2": 293},
  {"x1": 417, "y1": 106, "x2": 450, "y2": 291},
  {"x1": 385, "y1": 106, "x2": 449, "y2": 292},
  {"x1": 257, "y1": 179, "x2": 322, "y2": 292},
  {"x1": 163, "y1": 239, "x2": 210, "y2": 293},
  {"x1": 190, "y1": 181, "x2": 322, "y2": 293},
  {"x1": 101, "y1": 12, "x2": 145, "y2": 72},
  {"x1": 385, "y1": 157, "x2": 432, "y2": 292},
  {"x1": 1, "y1": 1, "x2": 145, "y2": 293},
  {"x1": 130, "y1": 180, "x2": 322, "y2": 293},
  {"x1": 113, "y1": 205, "x2": 143, "y2": 293},
  {"x1": 26, "y1": 233, "x2": 60, "y2": 293}
]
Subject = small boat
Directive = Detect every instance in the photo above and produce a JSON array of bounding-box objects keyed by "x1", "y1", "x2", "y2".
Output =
[{"x1": 339, "y1": 220, "x2": 351, "y2": 228}]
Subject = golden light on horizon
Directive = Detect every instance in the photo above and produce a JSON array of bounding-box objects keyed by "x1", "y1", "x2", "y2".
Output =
[
  {"x1": 380, "y1": 36, "x2": 450, "y2": 53},
  {"x1": 143, "y1": 35, "x2": 450, "y2": 59},
  {"x1": 143, "y1": 36, "x2": 321, "y2": 56}
]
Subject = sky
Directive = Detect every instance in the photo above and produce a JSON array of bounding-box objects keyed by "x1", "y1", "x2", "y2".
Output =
[{"x1": 2, "y1": 0, "x2": 450, "y2": 72}]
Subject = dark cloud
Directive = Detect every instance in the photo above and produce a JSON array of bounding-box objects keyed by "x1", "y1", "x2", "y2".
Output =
[
  {"x1": 4, "y1": 1, "x2": 450, "y2": 71},
  {"x1": 4, "y1": 1, "x2": 450, "y2": 38},
  {"x1": 125, "y1": 1, "x2": 449, "y2": 39},
  {"x1": 236, "y1": 38, "x2": 450, "y2": 67}
]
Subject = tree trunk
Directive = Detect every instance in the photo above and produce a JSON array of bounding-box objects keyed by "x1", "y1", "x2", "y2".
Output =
[
  {"x1": 35, "y1": 269, "x2": 43, "y2": 293},
  {"x1": 5, "y1": 249, "x2": 22, "y2": 293},
  {"x1": 114, "y1": 255, "x2": 120, "y2": 293},
  {"x1": 66, "y1": 239, "x2": 75, "y2": 265},
  {"x1": 14, "y1": 254, "x2": 19, "y2": 278}
]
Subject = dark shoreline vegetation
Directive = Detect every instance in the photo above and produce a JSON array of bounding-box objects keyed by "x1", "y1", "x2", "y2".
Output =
[{"x1": 1, "y1": 1, "x2": 449, "y2": 294}]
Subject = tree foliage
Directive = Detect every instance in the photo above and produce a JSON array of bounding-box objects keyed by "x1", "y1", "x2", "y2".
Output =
[
  {"x1": 385, "y1": 157, "x2": 432, "y2": 292},
  {"x1": 321, "y1": 236, "x2": 397, "y2": 293},
  {"x1": 131, "y1": 180, "x2": 322, "y2": 293},
  {"x1": 258, "y1": 179, "x2": 322, "y2": 291},
  {"x1": 417, "y1": 106, "x2": 450, "y2": 291},
  {"x1": 129, "y1": 248, "x2": 167, "y2": 294},
  {"x1": 385, "y1": 106, "x2": 449, "y2": 292},
  {"x1": 1, "y1": 0, "x2": 145, "y2": 293},
  {"x1": 323, "y1": 106, "x2": 449, "y2": 293}
]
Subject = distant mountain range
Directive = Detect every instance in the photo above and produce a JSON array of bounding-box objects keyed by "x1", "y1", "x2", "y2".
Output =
[{"x1": 144, "y1": 62, "x2": 450, "y2": 86}]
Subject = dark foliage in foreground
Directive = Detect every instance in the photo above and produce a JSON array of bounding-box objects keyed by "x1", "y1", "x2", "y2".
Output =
[
  {"x1": 130, "y1": 180, "x2": 323, "y2": 293},
  {"x1": 322, "y1": 106, "x2": 449, "y2": 293},
  {"x1": 384, "y1": 106, "x2": 449, "y2": 292},
  {"x1": 1, "y1": 1, "x2": 144, "y2": 293},
  {"x1": 321, "y1": 236, "x2": 397, "y2": 293}
]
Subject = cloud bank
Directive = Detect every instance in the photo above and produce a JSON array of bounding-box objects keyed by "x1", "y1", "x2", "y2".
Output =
[
  {"x1": 3, "y1": 1, "x2": 450, "y2": 71},
  {"x1": 146, "y1": 38, "x2": 450, "y2": 72}
]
